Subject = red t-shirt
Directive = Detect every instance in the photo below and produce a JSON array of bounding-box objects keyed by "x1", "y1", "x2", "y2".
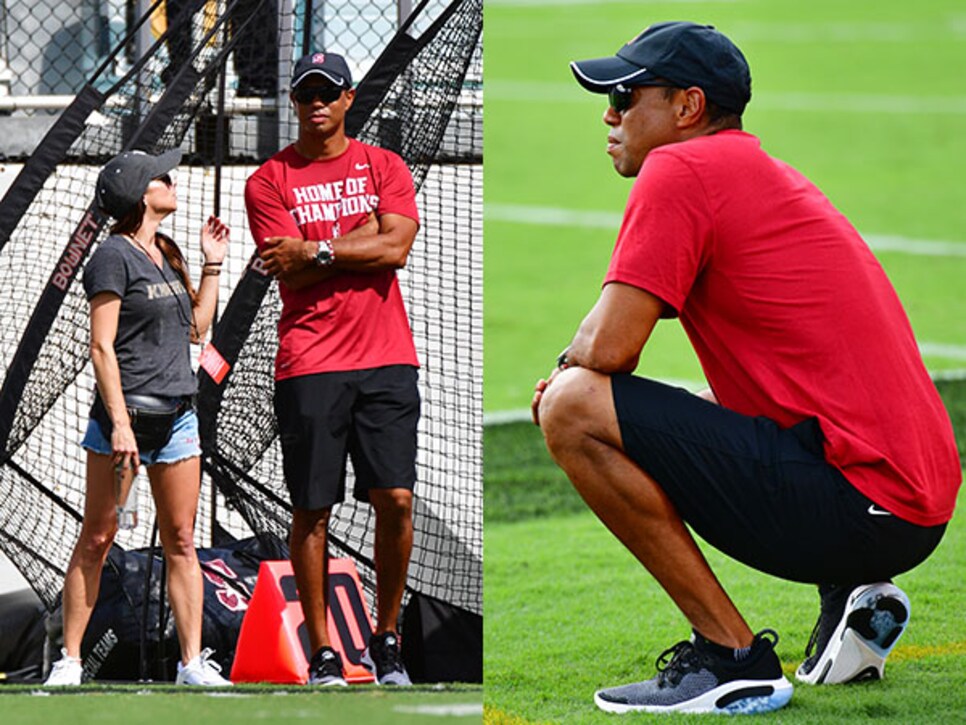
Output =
[
  {"x1": 245, "y1": 139, "x2": 420, "y2": 379},
  {"x1": 606, "y1": 130, "x2": 960, "y2": 527}
]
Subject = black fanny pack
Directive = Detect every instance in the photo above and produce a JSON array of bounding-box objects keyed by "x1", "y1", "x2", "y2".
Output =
[{"x1": 91, "y1": 392, "x2": 193, "y2": 453}]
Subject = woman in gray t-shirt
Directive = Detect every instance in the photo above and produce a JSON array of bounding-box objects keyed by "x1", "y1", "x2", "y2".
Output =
[{"x1": 45, "y1": 149, "x2": 231, "y2": 687}]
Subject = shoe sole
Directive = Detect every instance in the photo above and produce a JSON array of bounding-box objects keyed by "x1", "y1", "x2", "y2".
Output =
[
  {"x1": 594, "y1": 676, "x2": 793, "y2": 714},
  {"x1": 176, "y1": 673, "x2": 234, "y2": 686},
  {"x1": 308, "y1": 677, "x2": 348, "y2": 687},
  {"x1": 795, "y1": 583, "x2": 909, "y2": 685}
]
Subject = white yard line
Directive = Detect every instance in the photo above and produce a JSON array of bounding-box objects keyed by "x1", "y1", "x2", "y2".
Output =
[
  {"x1": 487, "y1": 8, "x2": 966, "y2": 40},
  {"x1": 728, "y1": 20, "x2": 966, "y2": 43},
  {"x1": 486, "y1": 203, "x2": 966, "y2": 258},
  {"x1": 486, "y1": 81, "x2": 966, "y2": 115},
  {"x1": 486, "y1": 360, "x2": 966, "y2": 426},
  {"x1": 485, "y1": 378, "x2": 705, "y2": 426},
  {"x1": 755, "y1": 92, "x2": 966, "y2": 115},
  {"x1": 488, "y1": 203, "x2": 622, "y2": 229},
  {"x1": 394, "y1": 704, "x2": 483, "y2": 716},
  {"x1": 863, "y1": 236, "x2": 966, "y2": 258},
  {"x1": 920, "y1": 343, "x2": 966, "y2": 361}
]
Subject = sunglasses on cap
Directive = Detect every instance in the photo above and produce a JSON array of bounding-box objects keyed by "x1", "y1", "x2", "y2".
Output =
[
  {"x1": 293, "y1": 85, "x2": 345, "y2": 105},
  {"x1": 607, "y1": 81, "x2": 681, "y2": 113}
]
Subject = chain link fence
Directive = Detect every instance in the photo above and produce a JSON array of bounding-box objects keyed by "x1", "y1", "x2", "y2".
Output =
[{"x1": 0, "y1": 0, "x2": 415, "y2": 159}]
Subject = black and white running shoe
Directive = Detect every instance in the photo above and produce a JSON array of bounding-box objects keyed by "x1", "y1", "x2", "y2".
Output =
[
  {"x1": 307, "y1": 646, "x2": 348, "y2": 687},
  {"x1": 361, "y1": 632, "x2": 412, "y2": 686},
  {"x1": 593, "y1": 629, "x2": 793, "y2": 715},
  {"x1": 796, "y1": 582, "x2": 910, "y2": 685}
]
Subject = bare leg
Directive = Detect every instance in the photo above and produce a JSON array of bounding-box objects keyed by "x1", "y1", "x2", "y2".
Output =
[
  {"x1": 539, "y1": 367, "x2": 753, "y2": 648},
  {"x1": 61, "y1": 452, "x2": 120, "y2": 658},
  {"x1": 290, "y1": 508, "x2": 332, "y2": 651},
  {"x1": 369, "y1": 488, "x2": 413, "y2": 634},
  {"x1": 148, "y1": 457, "x2": 202, "y2": 664}
]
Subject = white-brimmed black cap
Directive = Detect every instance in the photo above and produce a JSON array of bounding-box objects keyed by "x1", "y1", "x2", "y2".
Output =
[
  {"x1": 291, "y1": 52, "x2": 353, "y2": 90},
  {"x1": 570, "y1": 22, "x2": 752, "y2": 114}
]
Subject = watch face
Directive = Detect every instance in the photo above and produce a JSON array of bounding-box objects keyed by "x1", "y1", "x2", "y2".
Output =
[{"x1": 315, "y1": 248, "x2": 333, "y2": 266}]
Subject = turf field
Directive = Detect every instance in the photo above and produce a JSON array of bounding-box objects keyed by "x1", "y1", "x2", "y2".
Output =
[
  {"x1": 484, "y1": 0, "x2": 966, "y2": 722},
  {"x1": 0, "y1": 684, "x2": 482, "y2": 724},
  {"x1": 485, "y1": 467, "x2": 966, "y2": 723}
]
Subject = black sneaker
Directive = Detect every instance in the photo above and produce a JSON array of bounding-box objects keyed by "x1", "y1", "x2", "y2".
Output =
[
  {"x1": 307, "y1": 646, "x2": 347, "y2": 686},
  {"x1": 796, "y1": 582, "x2": 910, "y2": 685},
  {"x1": 593, "y1": 629, "x2": 793, "y2": 714},
  {"x1": 361, "y1": 632, "x2": 412, "y2": 685}
]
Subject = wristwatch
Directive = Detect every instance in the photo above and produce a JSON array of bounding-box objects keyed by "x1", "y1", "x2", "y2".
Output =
[
  {"x1": 313, "y1": 239, "x2": 335, "y2": 267},
  {"x1": 556, "y1": 348, "x2": 571, "y2": 370}
]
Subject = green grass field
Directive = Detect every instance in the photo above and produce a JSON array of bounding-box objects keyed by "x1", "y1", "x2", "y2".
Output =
[
  {"x1": 484, "y1": 0, "x2": 966, "y2": 722},
  {"x1": 0, "y1": 684, "x2": 482, "y2": 724},
  {"x1": 485, "y1": 487, "x2": 966, "y2": 723},
  {"x1": 484, "y1": 416, "x2": 966, "y2": 724}
]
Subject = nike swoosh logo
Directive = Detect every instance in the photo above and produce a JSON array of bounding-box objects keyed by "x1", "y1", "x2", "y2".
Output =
[
  {"x1": 354, "y1": 163, "x2": 370, "y2": 170},
  {"x1": 867, "y1": 504, "x2": 892, "y2": 516}
]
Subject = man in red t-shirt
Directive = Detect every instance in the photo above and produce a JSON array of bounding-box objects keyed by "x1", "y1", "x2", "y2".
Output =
[
  {"x1": 245, "y1": 52, "x2": 420, "y2": 687},
  {"x1": 533, "y1": 22, "x2": 960, "y2": 715}
]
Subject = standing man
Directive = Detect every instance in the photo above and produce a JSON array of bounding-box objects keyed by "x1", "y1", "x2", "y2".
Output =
[
  {"x1": 245, "y1": 52, "x2": 420, "y2": 687},
  {"x1": 533, "y1": 22, "x2": 960, "y2": 715}
]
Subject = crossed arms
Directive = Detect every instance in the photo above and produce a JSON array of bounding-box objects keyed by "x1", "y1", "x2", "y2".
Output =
[{"x1": 257, "y1": 212, "x2": 418, "y2": 289}]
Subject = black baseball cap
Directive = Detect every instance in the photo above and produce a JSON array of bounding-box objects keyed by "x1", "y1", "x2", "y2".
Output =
[
  {"x1": 95, "y1": 148, "x2": 182, "y2": 219},
  {"x1": 291, "y1": 52, "x2": 353, "y2": 90},
  {"x1": 570, "y1": 21, "x2": 752, "y2": 114}
]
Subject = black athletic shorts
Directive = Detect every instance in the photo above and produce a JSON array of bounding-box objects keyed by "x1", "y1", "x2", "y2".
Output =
[
  {"x1": 612, "y1": 375, "x2": 946, "y2": 585},
  {"x1": 275, "y1": 365, "x2": 420, "y2": 510}
]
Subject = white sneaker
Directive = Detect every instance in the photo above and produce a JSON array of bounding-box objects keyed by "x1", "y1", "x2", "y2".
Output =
[
  {"x1": 45, "y1": 649, "x2": 83, "y2": 686},
  {"x1": 176, "y1": 648, "x2": 233, "y2": 686}
]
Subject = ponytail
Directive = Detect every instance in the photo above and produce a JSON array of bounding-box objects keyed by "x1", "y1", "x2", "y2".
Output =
[{"x1": 156, "y1": 232, "x2": 199, "y2": 307}]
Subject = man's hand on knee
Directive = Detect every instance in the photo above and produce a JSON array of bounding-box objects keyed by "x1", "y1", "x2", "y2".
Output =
[{"x1": 531, "y1": 366, "x2": 566, "y2": 426}]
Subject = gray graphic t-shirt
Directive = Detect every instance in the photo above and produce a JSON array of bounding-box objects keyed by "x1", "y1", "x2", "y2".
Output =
[{"x1": 82, "y1": 234, "x2": 197, "y2": 397}]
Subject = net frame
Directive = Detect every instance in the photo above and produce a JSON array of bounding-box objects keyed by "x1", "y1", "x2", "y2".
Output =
[{"x1": 0, "y1": 0, "x2": 482, "y2": 622}]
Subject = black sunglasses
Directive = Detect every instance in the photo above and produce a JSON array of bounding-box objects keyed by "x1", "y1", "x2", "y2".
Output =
[
  {"x1": 608, "y1": 82, "x2": 681, "y2": 113},
  {"x1": 154, "y1": 173, "x2": 174, "y2": 187},
  {"x1": 293, "y1": 85, "x2": 344, "y2": 105}
]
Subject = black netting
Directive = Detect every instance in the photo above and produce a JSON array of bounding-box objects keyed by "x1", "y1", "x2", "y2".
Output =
[{"x1": 0, "y1": 0, "x2": 481, "y2": 619}]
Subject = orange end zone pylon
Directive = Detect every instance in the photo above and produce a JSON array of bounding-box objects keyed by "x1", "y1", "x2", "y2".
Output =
[{"x1": 229, "y1": 558, "x2": 376, "y2": 684}]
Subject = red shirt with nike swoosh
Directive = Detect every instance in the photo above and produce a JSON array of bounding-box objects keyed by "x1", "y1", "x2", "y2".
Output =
[
  {"x1": 245, "y1": 139, "x2": 420, "y2": 379},
  {"x1": 605, "y1": 130, "x2": 960, "y2": 527}
]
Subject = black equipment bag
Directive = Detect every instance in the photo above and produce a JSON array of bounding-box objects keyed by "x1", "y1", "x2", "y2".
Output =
[
  {"x1": 46, "y1": 534, "x2": 286, "y2": 681},
  {"x1": 401, "y1": 591, "x2": 482, "y2": 683}
]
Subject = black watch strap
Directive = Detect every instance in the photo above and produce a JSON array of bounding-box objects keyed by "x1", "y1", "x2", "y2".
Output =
[{"x1": 556, "y1": 348, "x2": 571, "y2": 369}]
